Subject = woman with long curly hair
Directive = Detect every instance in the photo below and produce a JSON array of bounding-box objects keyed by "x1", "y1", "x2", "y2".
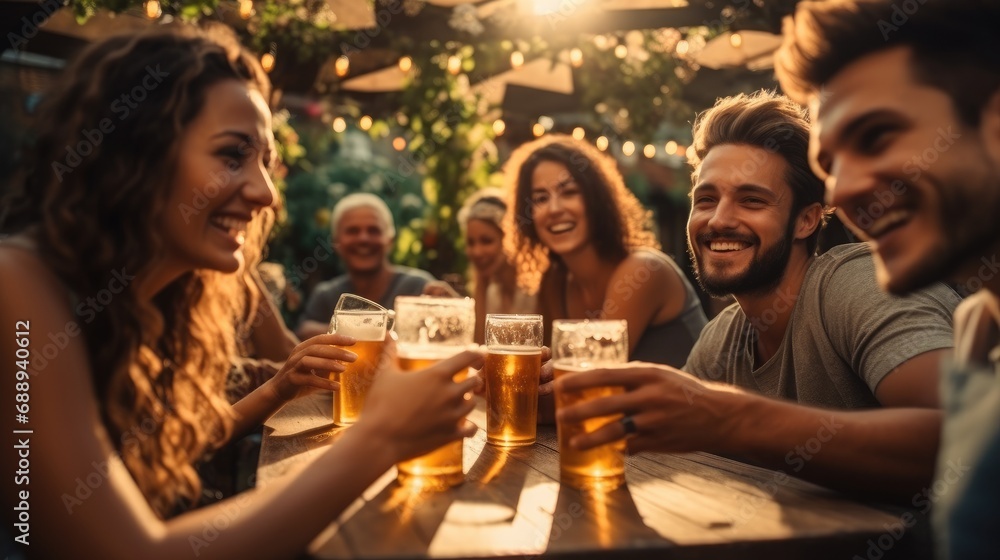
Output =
[
  {"x1": 0, "y1": 25, "x2": 481, "y2": 558},
  {"x1": 504, "y1": 135, "x2": 707, "y2": 366}
]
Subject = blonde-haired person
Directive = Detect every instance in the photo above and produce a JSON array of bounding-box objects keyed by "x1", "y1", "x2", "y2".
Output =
[
  {"x1": 505, "y1": 134, "x2": 707, "y2": 366},
  {"x1": 0, "y1": 25, "x2": 481, "y2": 558},
  {"x1": 458, "y1": 188, "x2": 536, "y2": 343},
  {"x1": 296, "y1": 192, "x2": 435, "y2": 339}
]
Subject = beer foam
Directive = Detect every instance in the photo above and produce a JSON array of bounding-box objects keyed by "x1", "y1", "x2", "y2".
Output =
[
  {"x1": 487, "y1": 345, "x2": 542, "y2": 355},
  {"x1": 334, "y1": 312, "x2": 386, "y2": 341}
]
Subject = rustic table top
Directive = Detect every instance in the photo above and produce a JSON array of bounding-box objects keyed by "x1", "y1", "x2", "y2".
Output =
[{"x1": 258, "y1": 393, "x2": 920, "y2": 560}]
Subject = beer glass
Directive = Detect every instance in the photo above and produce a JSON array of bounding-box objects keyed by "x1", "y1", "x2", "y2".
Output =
[
  {"x1": 552, "y1": 319, "x2": 628, "y2": 490},
  {"x1": 393, "y1": 296, "x2": 476, "y2": 490},
  {"x1": 483, "y1": 314, "x2": 543, "y2": 447},
  {"x1": 328, "y1": 294, "x2": 391, "y2": 426}
]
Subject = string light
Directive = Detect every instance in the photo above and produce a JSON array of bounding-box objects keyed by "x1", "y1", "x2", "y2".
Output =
[
  {"x1": 614, "y1": 45, "x2": 628, "y2": 59},
  {"x1": 398, "y1": 56, "x2": 413, "y2": 73},
  {"x1": 665, "y1": 140, "x2": 678, "y2": 155},
  {"x1": 596, "y1": 136, "x2": 609, "y2": 151},
  {"x1": 239, "y1": 0, "x2": 254, "y2": 19},
  {"x1": 392, "y1": 137, "x2": 407, "y2": 151},
  {"x1": 643, "y1": 144, "x2": 656, "y2": 158},
  {"x1": 332, "y1": 117, "x2": 346, "y2": 133},
  {"x1": 730, "y1": 32, "x2": 743, "y2": 48},
  {"x1": 676, "y1": 40, "x2": 689, "y2": 55},
  {"x1": 571, "y1": 127, "x2": 585, "y2": 140},
  {"x1": 144, "y1": 0, "x2": 161, "y2": 19},
  {"x1": 359, "y1": 115, "x2": 373, "y2": 131},
  {"x1": 622, "y1": 141, "x2": 635, "y2": 157},
  {"x1": 569, "y1": 48, "x2": 583, "y2": 68},
  {"x1": 260, "y1": 52, "x2": 275, "y2": 73},
  {"x1": 493, "y1": 119, "x2": 506, "y2": 136},
  {"x1": 447, "y1": 55, "x2": 462, "y2": 75},
  {"x1": 510, "y1": 51, "x2": 524, "y2": 69},
  {"x1": 532, "y1": 123, "x2": 545, "y2": 137},
  {"x1": 685, "y1": 145, "x2": 696, "y2": 160},
  {"x1": 538, "y1": 116, "x2": 554, "y2": 131},
  {"x1": 335, "y1": 56, "x2": 350, "y2": 78}
]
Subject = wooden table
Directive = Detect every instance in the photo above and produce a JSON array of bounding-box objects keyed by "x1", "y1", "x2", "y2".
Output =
[{"x1": 258, "y1": 393, "x2": 926, "y2": 559}]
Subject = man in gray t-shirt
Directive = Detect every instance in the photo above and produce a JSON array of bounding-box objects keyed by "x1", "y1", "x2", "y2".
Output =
[
  {"x1": 685, "y1": 243, "x2": 959, "y2": 410},
  {"x1": 551, "y1": 91, "x2": 955, "y2": 504},
  {"x1": 296, "y1": 193, "x2": 435, "y2": 339}
]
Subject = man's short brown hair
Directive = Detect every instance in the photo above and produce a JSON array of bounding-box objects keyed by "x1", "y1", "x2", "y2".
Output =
[{"x1": 775, "y1": 0, "x2": 1000, "y2": 127}]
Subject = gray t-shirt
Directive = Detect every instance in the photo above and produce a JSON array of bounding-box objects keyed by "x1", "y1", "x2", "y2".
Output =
[
  {"x1": 683, "y1": 244, "x2": 960, "y2": 409},
  {"x1": 298, "y1": 266, "x2": 435, "y2": 327}
]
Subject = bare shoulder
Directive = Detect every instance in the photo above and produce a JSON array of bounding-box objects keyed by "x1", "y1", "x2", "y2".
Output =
[
  {"x1": 0, "y1": 237, "x2": 72, "y2": 313},
  {"x1": 616, "y1": 248, "x2": 683, "y2": 285}
]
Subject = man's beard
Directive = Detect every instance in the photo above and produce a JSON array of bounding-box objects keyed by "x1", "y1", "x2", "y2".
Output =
[{"x1": 690, "y1": 220, "x2": 796, "y2": 298}]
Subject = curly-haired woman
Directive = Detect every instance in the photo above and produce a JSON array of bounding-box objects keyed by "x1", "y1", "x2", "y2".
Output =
[
  {"x1": 0, "y1": 25, "x2": 481, "y2": 558},
  {"x1": 504, "y1": 135, "x2": 707, "y2": 367}
]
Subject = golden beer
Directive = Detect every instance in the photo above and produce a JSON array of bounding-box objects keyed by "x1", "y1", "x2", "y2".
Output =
[
  {"x1": 330, "y1": 310, "x2": 388, "y2": 427},
  {"x1": 554, "y1": 362, "x2": 626, "y2": 490},
  {"x1": 395, "y1": 345, "x2": 466, "y2": 490},
  {"x1": 331, "y1": 338, "x2": 385, "y2": 426},
  {"x1": 484, "y1": 346, "x2": 541, "y2": 447}
]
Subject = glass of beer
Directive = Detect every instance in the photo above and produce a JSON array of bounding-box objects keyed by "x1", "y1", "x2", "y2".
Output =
[
  {"x1": 483, "y1": 314, "x2": 543, "y2": 447},
  {"x1": 393, "y1": 296, "x2": 476, "y2": 490},
  {"x1": 328, "y1": 294, "x2": 391, "y2": 427},
  {"x1": 552, "y1": 319, "x2": 628, "y2": 491}
]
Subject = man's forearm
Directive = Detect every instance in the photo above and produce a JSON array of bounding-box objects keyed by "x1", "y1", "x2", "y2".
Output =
[{"x1": 721, "y1": 393, "x2": 941, "y2": 502}]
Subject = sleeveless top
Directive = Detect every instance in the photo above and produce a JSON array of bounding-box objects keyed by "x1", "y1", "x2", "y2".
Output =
[{"x1": 628, "y1": 255, "x2": 707, "y2": 367}]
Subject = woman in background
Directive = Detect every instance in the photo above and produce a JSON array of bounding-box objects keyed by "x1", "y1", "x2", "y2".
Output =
[
  {"x1": 505, "y1": 135, "x2": 707, "y2": 367},
  {"x1": 458, "y1": 188, "x2": 536, "y2": 342}
]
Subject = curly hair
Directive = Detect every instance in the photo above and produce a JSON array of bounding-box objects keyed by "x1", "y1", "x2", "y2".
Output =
[
  {"x1": 775, "y1": 0, "x2": 1000, "y2": 127},
  {"x1": 1, "y1": 25, "x2": 271, "y2": 517},
  {"x1": 502, "y1": 135, "x2": 659, "y2": 294}
]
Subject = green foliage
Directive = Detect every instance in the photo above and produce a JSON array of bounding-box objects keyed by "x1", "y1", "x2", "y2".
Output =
[{"x1": 386, "y1": 42, "x2": 501, "y2": 277}]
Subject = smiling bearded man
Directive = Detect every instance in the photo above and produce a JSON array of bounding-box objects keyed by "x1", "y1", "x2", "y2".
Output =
[{"x1": 549, "y1": 91, "x2": 963, "y2": 514}]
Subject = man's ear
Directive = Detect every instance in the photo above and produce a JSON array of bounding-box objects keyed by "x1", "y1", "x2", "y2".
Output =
[
  {"x1": 331, "y1": 235, "x2": 341, "y2": 256},
  {"x1": 794, "y1": 203, "x2": 824, "y2": 242},
  {"x1": 980, "y1": 89, "x2": 1000, "y2": 167}
]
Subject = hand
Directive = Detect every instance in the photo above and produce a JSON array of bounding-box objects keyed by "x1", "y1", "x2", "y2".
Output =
[
  {"x1": 266, "y1": 333, "x2": 359, "y2": 402},
  {"x1": 423, "y1": 281, "x2": 460, "y2": 297},
  {"x1": 359, "y1": 337, "x2": 485, "y2": 463},
  {"x1": 536, "y1": 346, "x2": 554, "y2": 396},
  {"x1": 554, "y1": 362, "x2": 742, "y2": 454}
]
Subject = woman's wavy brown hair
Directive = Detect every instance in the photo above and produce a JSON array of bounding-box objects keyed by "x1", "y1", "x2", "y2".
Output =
[
  {"x1": 1, "y1": 25, "x2": 271, "y2": 517},
  {"x1": 502, "y1": 135, "x2": 659, "y2": 294}
]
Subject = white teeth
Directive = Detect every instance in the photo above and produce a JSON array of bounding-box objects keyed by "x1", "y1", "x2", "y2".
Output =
[
  {"x1": 709, "y1": 241, "x2": 749, "y2": 252},
  {"x1": 550, "y1": 222, "x2": 574, "y2": 233},
  {"x1": 210, "y1": 216, "x2": 248, "y2": 234},
  {"x1": 867, "y1": 209, "x2": 911, "y2": 238}
]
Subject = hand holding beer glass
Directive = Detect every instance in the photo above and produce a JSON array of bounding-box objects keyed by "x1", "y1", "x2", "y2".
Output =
[
  {"x1": 483, "y1": 314, "x2": 543, "y2": 447},
  {"x1": 552, "y1": 319, "x2": 628, "y2": 490},
  {"x1": 393, "y1": 296, "x2": 476, "y2": 489},
  {"x1": 329, "y1": 294, "x2": 392, "y2": 426}
]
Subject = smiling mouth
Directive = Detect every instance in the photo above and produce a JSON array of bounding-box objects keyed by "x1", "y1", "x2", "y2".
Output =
[
  {"x1": 209, "y1": 215, "x2": 248, "y2": 243},
  {"x1": 865, "y1": 209, "x2": 912, "y2": 239},
  {"x1": 548, "y1": 222, "x2": 575, "y2": 234},
  {"x1": 707, "y1": 240, "x2": 751, "y2": 252}
]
